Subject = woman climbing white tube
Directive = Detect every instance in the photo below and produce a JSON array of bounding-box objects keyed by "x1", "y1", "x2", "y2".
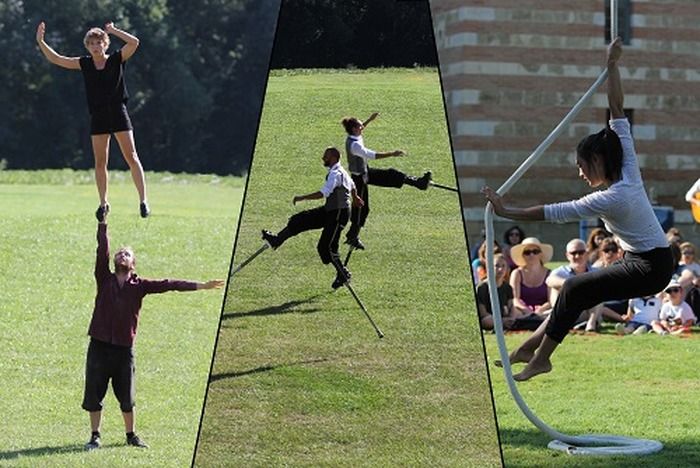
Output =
[{"x1": 480, "y1": 2, "x2": 670, "y2": 455}]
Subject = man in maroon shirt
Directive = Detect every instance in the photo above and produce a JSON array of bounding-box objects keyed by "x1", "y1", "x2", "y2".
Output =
[{"x1": 83, "y1": 214, "x2": 223, "y2": 450}]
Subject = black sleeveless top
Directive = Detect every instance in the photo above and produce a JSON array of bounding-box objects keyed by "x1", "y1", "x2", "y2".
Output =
[{"x1": 79, "y1": 50, "x2": 129, "y2": 114}]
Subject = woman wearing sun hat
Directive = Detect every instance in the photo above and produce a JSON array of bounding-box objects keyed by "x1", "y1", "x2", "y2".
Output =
[
  {"x1": 482, "y1": 38, "x2": 673, "y2": 381},
  {"x1": 509, "y1": 237, "x2": 553, "y2": 317}
]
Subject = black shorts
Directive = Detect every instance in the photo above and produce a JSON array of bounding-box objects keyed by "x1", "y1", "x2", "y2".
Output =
[
  {"x1": 90, "y1": 103, "x2": 133, "y2": 135},
  {"x1": 82, "y1": 338, "x2": 136, "y2": 413}
]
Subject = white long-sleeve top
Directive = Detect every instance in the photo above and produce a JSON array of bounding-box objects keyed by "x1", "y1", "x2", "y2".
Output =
[{"x1": 544, "y1": 119, "x2": 668, "y2": 253}]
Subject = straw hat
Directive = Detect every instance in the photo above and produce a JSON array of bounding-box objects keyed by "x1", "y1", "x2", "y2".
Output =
[{"x1": 510, "y1": 237, "x2": 553, "y2": 266}]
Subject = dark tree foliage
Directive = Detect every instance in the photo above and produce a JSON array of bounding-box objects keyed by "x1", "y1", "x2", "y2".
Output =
[
  {"x1": 0, "y1": 0, "x2": 436, "y2": 174},
  {"x1": 271, "y1": 0, "x2": 436, "y2": 69},
  {"x1": 1, "y1": 0, "x2": 279, "y2": 174}
]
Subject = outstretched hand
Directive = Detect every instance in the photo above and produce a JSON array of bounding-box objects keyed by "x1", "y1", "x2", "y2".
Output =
[
  {"x1": 292, "y1": 195, "x2": 302, "y2": 205},
  {"x1": 394, "y1": 150, "x2": 406, "y2": 157},
  {"x1": 200, "y1": 279, "x2": 225, "y2": 290},
  {"x1": 36, "y1": 21, "x2": 46, "y2": 43}
]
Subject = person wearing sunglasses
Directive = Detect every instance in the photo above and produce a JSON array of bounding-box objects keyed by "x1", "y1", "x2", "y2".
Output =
[
  {"x1": 509, "y1": 237, "x2": 553, "y2": 317},
  {"x1": 652, "y1": 281, "x2": 695, "y2": 335},
  {"x1": 481, "y1": 38, "x2": 673, "y2": 381},
  {"x1": 546, "y1": 238, "x2": 604, "y2": 333}
]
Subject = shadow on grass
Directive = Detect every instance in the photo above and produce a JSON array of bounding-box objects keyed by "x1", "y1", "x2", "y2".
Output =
[
  {"x1": 209, "y1": 357, "x2": 329, "y2": 383},
  {"x1": 500, "y1": 428, "x2": 700, "y2": 467},
  {"x1": 0, "y1": 442, "x2": 125, "y2": 460},
  {"x1": 221, "y1": 293, "x2": 328, "y2": 320}
]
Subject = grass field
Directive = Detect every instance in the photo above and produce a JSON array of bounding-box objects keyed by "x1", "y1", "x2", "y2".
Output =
[
  {"x1": 0, "y1": 170, "x2": 243, "y2": 467},
  {"x1": 194, "y1": 69, "x2": 503, "y2": 466},
  {"x1": 485, "y1": 326, "x2": 700, "y2": 467}
]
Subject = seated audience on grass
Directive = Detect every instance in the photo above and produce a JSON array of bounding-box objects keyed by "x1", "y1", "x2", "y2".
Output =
[
  {"x1": 586, "y1": 227, "x2": 612, "y2": 265},
  {"x1": 472, "y1": 240, "x2": 501, "y2": 284},
  {"x1": 476, "y1": 254, "x2": 515, "y2": 330},
  {"x1": 685, "y1": 275, "x2": 700, "y2": 322},
  {"x1": 502, "y1": 225, "x2": 525, "y2": 270},
  {"x1": 591, "y1": 237, "x2": 628, "y2": 320},
  {"x1": 476, "y1": 253, "x2": 545, "y2": 332},
  {"x1": 547, "y1": 238, "x2": 604, "y2": 333},
  {"x1": 652, "y1": 280, "x2": 696, "y2": 335},
  {"x1": 615, "y1": 294, "x2": 661, "y2": 335},
  {"x1": 666, "y1": 227, "x2": 683, "y2": 247},
  {"x1": 677, "y1": 241, "x2": 700, "y2": 290},
  {"x1": 509, "y1": 237, "x2": 552, "y2": 316}
]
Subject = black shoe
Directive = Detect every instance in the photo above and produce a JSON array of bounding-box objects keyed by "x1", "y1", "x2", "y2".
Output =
[
  {"x1": 140, "y1": 201, "x2": 151, "y2": 218},
  {"x1": 95, "y1": 203, "x2": 110, "y2": 222},
  {"x1": 261, "y1": 229, "x2": 281, "y2": 249},
  {"x1": 345, "y1": 237, "x2": 365, "y2": 250},
  {"x1": 416, "y1": 171, "x2": 432, "y2": 190},
  {"x1": 85, "y1": 433, "x2": 101, "y2": 451},
  {"x1": 331, "y1": 267, "x2": 352, "y2": 290},
  {"x1": 127, "y1": 433, "x2": 149, "y2": 448}
]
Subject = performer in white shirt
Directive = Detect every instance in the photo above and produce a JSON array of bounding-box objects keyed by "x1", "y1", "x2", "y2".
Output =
[
  {"x1": 341, "y1": 112, "x2": 432, "y2": 250},
  {"x1": 262, "y1": 147, "x2": 363, "y2": 289}
]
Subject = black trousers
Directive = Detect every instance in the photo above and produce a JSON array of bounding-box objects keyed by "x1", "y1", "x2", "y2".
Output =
[
  {"x1": 281, "y1": 206, "x2": 350, "y2": 268},
  {"x1": 82, "y1": 338, "x2": 136, "y2": 413},
  {"x1": 346, "y1": 167, "x2": 405, "y2": 239},
  {"x1": 546, "y1": 247, "x2": 673, "y2": 342}
]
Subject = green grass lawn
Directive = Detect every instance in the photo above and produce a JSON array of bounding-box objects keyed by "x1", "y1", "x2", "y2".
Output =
[
  {"x1": 486, "y1": 327, "x2": 700, "y2": 467},
  {"x1": 0, "y1": 170, "x2": 243, "y2": 467},
  {"x1": 194, "y1": 69, "x2": 503, "y2": 466}
]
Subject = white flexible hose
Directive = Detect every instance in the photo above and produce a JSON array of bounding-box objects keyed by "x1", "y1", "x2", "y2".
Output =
[{"x1": 483, "y1": 0, "x2": 662, "y2": 456}]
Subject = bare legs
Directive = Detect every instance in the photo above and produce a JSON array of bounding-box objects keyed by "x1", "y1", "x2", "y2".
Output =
[
  {"x1": 91, "y1": 134, "x2": 110, "y2": 207},
  {"x1": 494, "y1": 315, "x2": 557, "y2": 381},
  {"x1": 113, "y1": 130, "x2": 147, "y2": 204},
  {"x1": 90, "y1": 130, "x2": 148, "y2": 212},
  {"x1": 88, "y1": 410, "x2": 136, "y2": 433}
]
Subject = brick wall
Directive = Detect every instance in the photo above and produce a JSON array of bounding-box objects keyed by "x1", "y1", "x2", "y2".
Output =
[{"x1": 431, "y1": 0, "x2": 700, "y2": 257}]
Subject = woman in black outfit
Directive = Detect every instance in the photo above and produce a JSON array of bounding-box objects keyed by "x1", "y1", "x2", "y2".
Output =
[{"x1": 36, "y1": 21, "x2": 149, "y2": 219}]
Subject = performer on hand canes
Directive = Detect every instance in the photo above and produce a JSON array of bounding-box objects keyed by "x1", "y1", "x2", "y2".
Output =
[
  {"x1": 262, "y1": 147, "x2": 364, "y2": 289},
  {"x1": 37, "y1": 21, "x2": 150, "y2": 220},
  {"x1": 342, "y1": 113, "x2": 432, "y2": 251},
  {"x1": 482, "y1": 37, "x2": 672, "y2": 381}
]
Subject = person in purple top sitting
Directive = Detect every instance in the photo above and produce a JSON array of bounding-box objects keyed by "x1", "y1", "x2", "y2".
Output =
[
  {"x1": 482, "y1": 38, "x2": 672, "y2": 381},
  {"x1": 82, "y1": 213, "x2": 223, "y2": 451}
]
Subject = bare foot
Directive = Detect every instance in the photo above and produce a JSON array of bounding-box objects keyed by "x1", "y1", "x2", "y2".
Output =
[
  {"x1": 494, "y1": 347, "x2": 534, "y2": 368},
  {"x1": 513, "y1": 359, "x2": 552, "y2": 381}
]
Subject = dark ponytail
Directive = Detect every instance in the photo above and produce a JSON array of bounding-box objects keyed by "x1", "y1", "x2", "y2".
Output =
[{"x1": 576, "y1": 127, "x2": 623, "y2": 182}]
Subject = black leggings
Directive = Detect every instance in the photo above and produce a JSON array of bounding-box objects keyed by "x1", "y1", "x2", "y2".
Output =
[{"x1": 546, "y1": 247, "x2": 673, "y2": 342}]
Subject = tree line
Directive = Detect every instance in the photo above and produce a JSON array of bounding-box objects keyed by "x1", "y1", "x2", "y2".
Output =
[{"x1": 1, "y1": 0, "x2": 435, "y2": 175}]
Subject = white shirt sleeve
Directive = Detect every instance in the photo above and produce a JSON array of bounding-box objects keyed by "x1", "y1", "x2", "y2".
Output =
[
  {"x1": 319, "y1": 171, "x2": 340, "y2": 198},
  {"x1": 350, "y1": 140, "x2": 377, "y2": 160},
  {"x1": 686, "y1": 178, "x2": 700, "y2": 203},
  {"x1": 681, "y1": 302, "x2": 696, "y2": 324},
  {"x1": 659, "y1": 303, "x2": 672, "y2": 321},
  {"x1": 544, "y1": 189, "x2": 621, "y2": 223}
]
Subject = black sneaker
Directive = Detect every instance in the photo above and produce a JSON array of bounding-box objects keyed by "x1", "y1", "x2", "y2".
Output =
[
  {"x1": 416, "y1": 171, "x2": 432, "y2": 190},
  {"x1": 331, "y1": 267, "x2": 352, "y2": 290},
  {"x1": 345, "y1": 237, "x2": 365, "y2": 250},
  {"x1": 140, "y1": 201, "x2": 151, "y2": 218},
  {"x1": 95, "y1": 203, "x2": 110, "y2": 222},
  {"x1": 261, "y1": 229, "x2": 281, "y2": 249},
  {"x1": 85, "y1": 433, "x2": 101, "y2": 451},
  {"x1": 127, "y1": 433, "x2": 149, "y2": 448}
]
